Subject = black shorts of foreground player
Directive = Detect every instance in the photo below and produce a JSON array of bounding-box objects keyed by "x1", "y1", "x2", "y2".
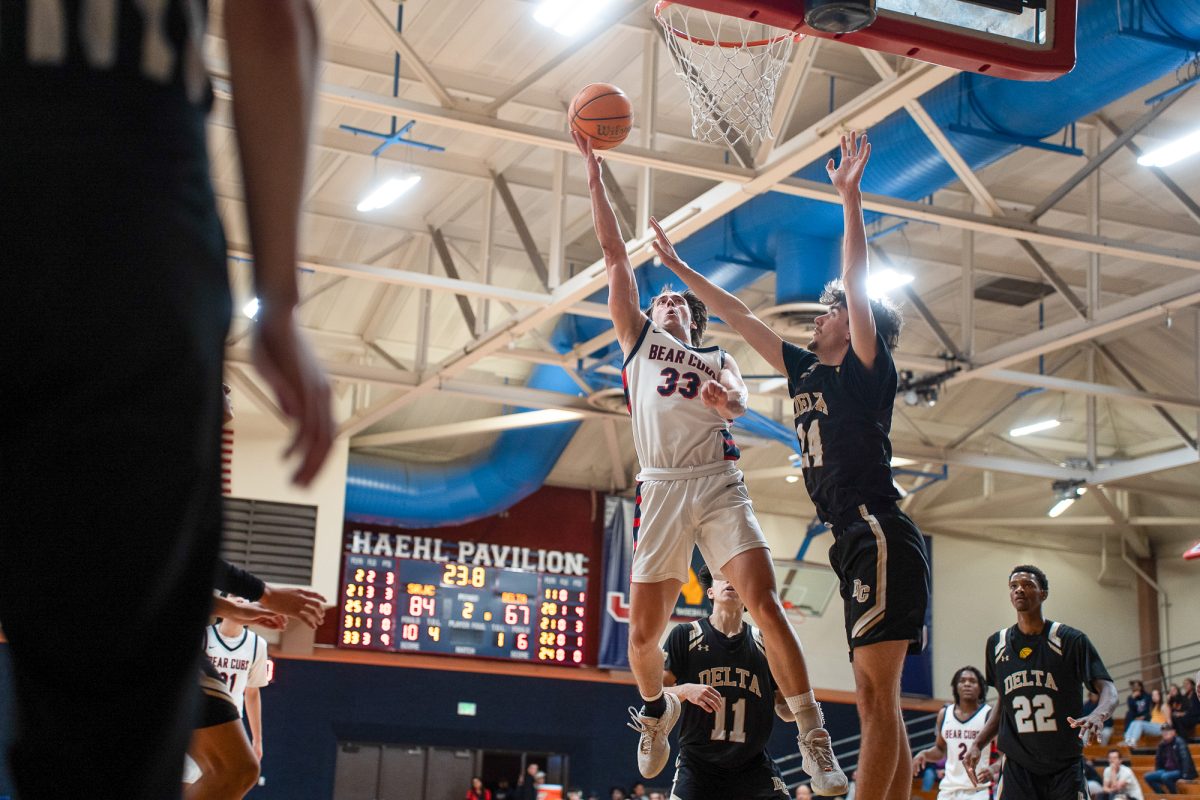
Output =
[
  {"x1": 964, "y1": 565, "x2": 1119, "y2": 800},
  {"x1": 573, "y1": 132, "x2": 845, "y2": 795},
  {"x1": 661, "y1": 567, "x2": 793, "y2": 800},
  {"x1": 647, "y1": 132, "x2": 929, "y2": 800}
]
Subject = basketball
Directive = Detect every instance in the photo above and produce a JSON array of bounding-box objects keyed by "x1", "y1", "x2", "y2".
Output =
[{"x1": 568, "y1": 83, "x2": 634, "y2": 150}]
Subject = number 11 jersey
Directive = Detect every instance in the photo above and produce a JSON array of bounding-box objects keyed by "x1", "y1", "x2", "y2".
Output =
[
  {"x1": 985, "y1": 621, "x2": 1111, "y2": 774},
  {"x1": 622, "y1": 320, "x2": 740, "y2": 471}
]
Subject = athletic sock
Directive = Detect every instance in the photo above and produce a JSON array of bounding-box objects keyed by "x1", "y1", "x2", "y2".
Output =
[
  {"x1": 641, "y1": 691, "x2": 667, "y2": 718},
  {"x1": 786, "y1": 690, "x2": 824, "y2": 734}
]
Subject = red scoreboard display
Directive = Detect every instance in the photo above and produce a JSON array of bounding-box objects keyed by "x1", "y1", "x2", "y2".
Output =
[{"x1": 340, "y1": 553, "x2": 590, "y2": 666}]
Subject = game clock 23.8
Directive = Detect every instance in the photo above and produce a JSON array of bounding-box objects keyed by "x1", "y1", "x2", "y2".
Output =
[{"x1": 338, "y1": 554, "x2": 590, "y2": 666}]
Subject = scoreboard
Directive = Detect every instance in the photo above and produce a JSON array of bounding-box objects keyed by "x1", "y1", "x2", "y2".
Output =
[{"x1": 339, "y1": 553, "x2": 590, "y2": 666}]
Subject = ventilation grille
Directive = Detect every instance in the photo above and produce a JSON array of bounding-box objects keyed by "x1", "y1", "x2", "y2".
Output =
[
  {"x1": 974, "y1": 277, "x2": 1055, "y2": 306},
  {"x1": 222, "y1": 498, "x2": 316, "y2": 585}
]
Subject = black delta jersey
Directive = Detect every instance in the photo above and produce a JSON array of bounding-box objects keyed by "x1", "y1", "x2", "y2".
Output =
[
  {"x1": 782, "y1": 335, "x2": 901, "y2": 523},
  {"x1": 664, "y1": 619, "x2": 778, "y2": 770},
  {"x1": 986, "y1": 621, "x2": 1111, "y2": 774}
]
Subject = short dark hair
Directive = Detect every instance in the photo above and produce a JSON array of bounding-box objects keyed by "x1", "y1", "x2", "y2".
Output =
[
  {"x1": 698, "y1": 564, "x2": 713, "y2": 590},
  {"x1": 648, "y1": 286, "x2": 708, "y2": 346},
  {"x1": 1009, "y1": 564, "x2": 1048, "y2": 592},
  {"x1": 951, "y1": 666, "x2": 987, "y2": 705},
  {"x1": 1107, "y1": 749, "x2": 1122, "y2": 759},
  {"x1": 820, "y1": 279, "x2": 903, "y2": 351}
]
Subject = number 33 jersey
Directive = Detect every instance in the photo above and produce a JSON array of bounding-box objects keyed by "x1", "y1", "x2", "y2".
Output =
[
  {"x1": 622, "y1": 321, "x2": 739, "y2": 471},
  {"x1": 985, "y1": 621, "x2": 1111, "y2": 774},
  {"x1": 664, "y1": 619, "x2": 778, "y2": 770}
]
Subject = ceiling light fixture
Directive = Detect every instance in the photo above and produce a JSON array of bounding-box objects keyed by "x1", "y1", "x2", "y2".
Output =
[
  {"x1": 867, "y1": 267, "x2": 914, "y2": 299},
  {"x1": 357, "y1": 174, "x2": 421, "y2": 212},
  {"x1": 1010, "y1": 418, "x2": 1060, "y2": 438},
  {"x1": 785, "y1": 475, "x2": 800, "y2": 483},
  {"x1": 533, "y1": 0, "x2": 611, "y2": 36},
  {"x1": 1047, "y1": 480, "x2": 1087, "y2": 518},
  {"x1": 1137, "y1": 129, "x2": 1200, "y2": 169}
]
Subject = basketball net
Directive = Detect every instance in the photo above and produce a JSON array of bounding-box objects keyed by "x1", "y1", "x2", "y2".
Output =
[{"x1": 654, "y1": 1, "x2": 801, "y2": 153}]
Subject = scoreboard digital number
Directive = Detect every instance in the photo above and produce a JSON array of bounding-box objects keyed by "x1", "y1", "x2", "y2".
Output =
[{"x1": 340, "y1": 554, "x2": 589, "y2": 666}]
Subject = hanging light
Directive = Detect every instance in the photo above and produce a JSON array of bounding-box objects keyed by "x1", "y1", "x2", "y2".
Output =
[
  {"x1": 1047, "y1": 481, "x2": 1086, "y2": 518},
  {"x1": 357, "y1": 174, "x2": 421, "y2": 212},
  {"x1": 533, "y1": 0, "x2": 612, "y2": 36},
  {"x1": 867, "y1": 268, "x2": 914, "y2": 299},
  {"x1": 1137, "y1": 129, "x2": 1200, "y2": 169},
  {"x1": 1010, "y1": 418, "x2": 1060, "y2": 438}
]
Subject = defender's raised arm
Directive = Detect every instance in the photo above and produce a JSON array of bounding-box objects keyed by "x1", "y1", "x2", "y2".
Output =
[{"x1": 826, "y1": 130, "x2": 878, "y2": 368}]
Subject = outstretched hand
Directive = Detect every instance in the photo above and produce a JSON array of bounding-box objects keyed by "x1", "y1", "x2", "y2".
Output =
[
  {"x1": 648, "y1": 216, "x2": 687, "y2": 273},
  {"x1": 260, "y1": 585, "x2": 328, "y2": 629},
  {"x1": 826, "y1": 130, "x2": 871, "y2": 197},
  {"x1": 674, "y1": 684, "x2": 723, "y2": 713},
  {"x1": 572, "y1": 130, "x2": 603, "y2": 185},
  {"x1": 1068, "y1": 712, "x2": 1106, "y2": 746}
]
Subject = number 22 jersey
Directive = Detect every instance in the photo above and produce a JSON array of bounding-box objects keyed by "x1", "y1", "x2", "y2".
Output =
[{"x1": 985, "y1": 621, "x2": 1111, "y2": 774}]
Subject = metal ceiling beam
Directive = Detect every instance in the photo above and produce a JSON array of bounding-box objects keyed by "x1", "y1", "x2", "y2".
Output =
[
  {"x1": 976, "y1": 369, "x2": 1200, "y2": 414},
  {"x1": 483, "y1": 0, "x2": 646, "y2": 114},
  {"x1": 428, "y1": 227, "x2": 477, "y2": 333},
  {"x1": 755, "y1": 36, "x2": 819, "y2": 165},
  {"x1": 354, "y1": 0, "x2": 458, "y2": 109},
  {"x1": 1096, "y1": 113, "x2": 1200, "y2": 229},
  {"x1": 333, "y1": 62, "x2": 960, "y2": 437},
  {"x1": 960, "y1": 273, "x2": 1200, "y2": 378},
  {"x1": 1092, "y1": 445, "x2": 1200, "y2": 483},
  {"x1": 773, "y1": 178, "x2": 1200, "y2": 271},
  {"x1": 492, "y1": 172, "x2": 551, "y2": 290},
  {"x1": 1096, "y1": 343, "x2": 1198, "y2": 449},
  {"x1": 303, "y1": 79, "x2": 756, "y2": 184},
  {"x1": 888, "y1": 443, "x2": 1090, "y2": 481},
  {"x1": 917, "y1": 516, "x2": 1200, "y2": 528},
  {"x1": 1028, "y1": 92, "x2": 1189, "y2": 222}
]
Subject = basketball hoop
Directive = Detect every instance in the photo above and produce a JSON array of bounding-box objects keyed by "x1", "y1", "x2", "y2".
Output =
[{"x1": 654, "y1": 1, "x2": 802, "y2": 152}]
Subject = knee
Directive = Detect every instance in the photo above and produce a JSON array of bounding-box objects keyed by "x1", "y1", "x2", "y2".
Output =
[
  {"x1": 742, "y1": 589, "x2": 786, "y2": 627},
  {"x1": 627, "y1": 623, "x2": 659, "y2": 652},
  {"x1": 855, "y1": 676, "x2": 900, "y2": 712},
  {"x1": 228, "y1": 755, "x2": 260, "y2": 793}
]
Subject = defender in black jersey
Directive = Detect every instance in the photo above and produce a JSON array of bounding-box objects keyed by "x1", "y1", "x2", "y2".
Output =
[
  {"x1": 2, "y1": 3, "x2": 330, "y2": 797},
  {"x1": 649, "y1": 132, "x2": 926, "y2": 799},
  {"x1": 965, "y1": 565, "x2": 1118, "y2": 800},
  {"x1": 663, "y1": 567, "x2": 792, "y2": 800}
]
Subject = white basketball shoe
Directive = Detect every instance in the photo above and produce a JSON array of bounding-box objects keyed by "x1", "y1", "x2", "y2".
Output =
[
  {"x1": 626, "y1": 693, "x2": 681, "y2": 779},
  {"x1": 799, "y1": 728, "x2": 849, "y2": 796}
]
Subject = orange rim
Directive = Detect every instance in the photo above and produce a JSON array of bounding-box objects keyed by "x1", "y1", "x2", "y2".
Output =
[{"x1": 653, "y1": 1, "x2": 803, "y2": 49}]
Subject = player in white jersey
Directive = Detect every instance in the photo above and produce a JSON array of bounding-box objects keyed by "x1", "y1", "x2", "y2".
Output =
[
  {"x1": 183, "y1": 600, "x2": 272, "y2": 788},
  {"x1": 575, "y1": 132, "x2": 846, "y2": 795},
  {"x1": 913, "y1": 667, "x2": 995, "y2": 800}
]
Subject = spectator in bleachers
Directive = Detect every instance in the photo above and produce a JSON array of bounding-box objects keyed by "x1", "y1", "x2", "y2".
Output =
[
  {"x1": 1174, "y1": 678, "x2": 1199, "y2": 738},
  {"x1": 629, "y1": 780, "x2": 648, "y2": 800},
  {"x1": 1143, "y1": 726, "x2": 1197, "y2": 795},
  {"x1": 1084, "y1": 689, "x2": 1116, "y2": 745},
  {"x1": 467, "y1": 776, "x2": 493, "y2": 800},
  {"x1": 1125, "y1": 681, "x2": 1153, "y2": 731},
  {"x1": 1124, "y1": 688, "x2": 1166, "y2": 747},
  {"x1": 516, "y1": 763, "x2": 540, "y2": 800},
  {"x1": 566, "y1": 791, "x2": 583, "y2": 800},
  {"x1": 648, "y1": 792, "x2": 666, "y2": 800},
  {"x1": 494, "y1": 779, "x2": 514, "y2": 800},
  {"x1": 794, "y1": 784, "x2": 813, "y2": 799},
  {"x1": 609, "y1": 787, "x2": 628, "y2": 800},
  {"x1": 1099, "y1": 749, "x2": 1143, "y2": 800}
]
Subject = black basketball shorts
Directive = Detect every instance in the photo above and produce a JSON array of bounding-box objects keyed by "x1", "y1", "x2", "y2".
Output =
[
  {"x1": 669, "y1": 753, "x2": 789, "y2": 800},
  {"x1": 829, "y1": 505, "x2": 930, "y2": 656},
  {"x1": 197, "y1": 658, "x2": 240, "y2": 729},
  {"x1": 995, "y1": 756, "x2": 1090, "y2": 800}
]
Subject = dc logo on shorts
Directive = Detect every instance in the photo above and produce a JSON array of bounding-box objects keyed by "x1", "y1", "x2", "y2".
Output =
[{"x1": 852, "y1": 579, "x2": 871, "y2": 603}]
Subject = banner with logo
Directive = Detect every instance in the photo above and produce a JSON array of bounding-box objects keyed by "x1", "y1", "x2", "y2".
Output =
[{"x1": 598, "y1": 496, "x2": 709, "y2": 670}]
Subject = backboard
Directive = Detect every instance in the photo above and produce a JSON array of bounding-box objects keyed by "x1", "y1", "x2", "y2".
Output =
[
  {"x1": 774, "y1": 558, "x2": 840, "y2": 619},
  {"x1": 667, "y1": 0, "x2": 1078, "y2": 81}
]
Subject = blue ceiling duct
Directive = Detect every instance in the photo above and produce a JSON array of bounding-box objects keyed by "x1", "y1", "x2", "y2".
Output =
[{"x1": 346, "y1": 0, "x2": 1198, "y2": 527}]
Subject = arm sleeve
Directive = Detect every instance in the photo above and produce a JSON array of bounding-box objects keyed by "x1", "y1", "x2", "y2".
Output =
[
  {"x1": 782, "y1": 341, "x2": 818, "y2": 397},
  {"x1": 213, "y1": 559, "x2": 266, "y2": 602},
  {"x1": 1073, "y1": 632, "x2": 1112, "y2": 692},
  {"x1": 246, "y1": 635, "x2": 270, "y2": 688},
  {"x1": 663, "y1": 624, "x2": 688, "y2": 680},
  {"x1": 985, "y1": 634, "x2": 997, "y2": 693},
  {"x1": 841, "y1": 331, "x2": 898, "y2": 408}
]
